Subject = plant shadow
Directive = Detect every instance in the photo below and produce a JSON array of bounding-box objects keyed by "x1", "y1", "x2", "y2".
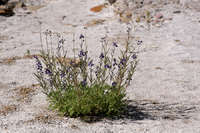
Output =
[{"x1": 80, "y1": 100, "x2": 198, "y2": 123}]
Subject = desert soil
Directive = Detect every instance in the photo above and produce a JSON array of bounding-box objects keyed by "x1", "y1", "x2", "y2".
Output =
[{"x1": 0, "y1": 0, "x2": 200, "y2": 132}]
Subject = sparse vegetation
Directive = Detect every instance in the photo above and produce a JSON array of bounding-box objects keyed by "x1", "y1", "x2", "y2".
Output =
[
  {"x1": 14, "y1": 84, "x2": 39, "y2": 102},
  {"x1": 0, "y1": 54, "x2": 40, "y2": 65},
  {"x1": 0, "y1": 104, "x2": 17, "y2": 116},
  {"x1": 34, "y1": 28, "x2": 140, "y2": 119}
]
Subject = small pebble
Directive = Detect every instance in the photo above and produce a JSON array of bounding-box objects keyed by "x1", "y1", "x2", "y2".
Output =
[
  {"x1": 155, "y1": 13, "x2": 163, "y2": 19},
  {"x1": 173, "y1": 10, "x2": 181, "y2": 14}
]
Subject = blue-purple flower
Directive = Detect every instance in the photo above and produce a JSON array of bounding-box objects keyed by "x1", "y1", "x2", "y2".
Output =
[
  {"x1": 120, "y1": 58, "x2": 126, "y2": 65},
  {"x1": 131, "y1": 54, "x2": 137, "y2": 59},
  {"x1": 113, "y1": 58, "x2": 117, "y2": 66},
  {"x1": 33, "y1": 55, "x2": 38, "y2": 60},
  {"x1": 112, "y1": 82, "x2": 117, "y2": 87},
  {"x1": 95, "y1": 71, "x2": 98, "y2": 77},
  {"x1": 60, "y1": 71, "x2": 66, "y2": 78},
  {"x1": 70, "y1": 60, "x2": 75, "y2": 66},
  {"x1": 99, "y1": 53, "x2": 104, "y2": 59},
  {"x1": 79, "y1": 50, "x2": 87, "y2": 57},
  {"x1": 104, "y1": 64, "x2": 111, "y2": 69},
  {"x1": 126, "y1": 77, "x2": 132, "y2": 81},
  {"x1": 88, "y1": 60, "x2": 94, "y2": 67},
  {"x1": 45, "y1": 68, "x2": 52, "y2": 76},
  {"x1": 95, "y1": 67, "x2": 100, "y2": 76},
  {"x1": 37, "y1": 62, "x2": 42, "y2": 72},
  {"x1": 34, "y1": 56, "x2": 43, "y2": 72},
  {"x1": 81, "y1": 79, "x2": 87, "y2": 86},
  {"x1": 137, "y1": 40, "x2": 143, "y2": 45},
  {"x1": 112, "y1": 42, "x2": 118, "y2": 47},
  {"x1": 59, "y1": 38, "x2": 65, "y2": 44},
  {"x1": 79, "y1": 34, "x2": 84, "y2": 39}
]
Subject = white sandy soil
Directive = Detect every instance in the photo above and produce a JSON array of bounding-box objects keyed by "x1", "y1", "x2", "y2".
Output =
[{"x1": 0, "y1": 0, "x2": 200, "y2": 132}]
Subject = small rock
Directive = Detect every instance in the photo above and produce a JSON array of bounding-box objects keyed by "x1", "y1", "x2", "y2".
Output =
[
  {"x1": 155, "y1": 13, "x2": 163, "y2": 19},
  {"x1": 173, "y1": 10, "x2": 181, "y2": 14},
  {"x1": 108, "y1": 0, "x2": 116, "y2": 5},
  {"x1": 0, "y1": 1, "x2": 17, "y2": 17},
  {"x1": 90, "y1": 4, "x2": 105, "y2": 13},
  {"x1": 0, "y1": 0, "x2": 9, "y2": 5},
  {"x1": 135, "y1": 16, "x2": 141, "y2": 23},
  {"x1": 85, "y1": 19, "x2": 105, "y2": 27}
]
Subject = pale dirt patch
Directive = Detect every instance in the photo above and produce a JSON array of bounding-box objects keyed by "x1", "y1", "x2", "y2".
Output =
[{"x1": 0, "y1": 0, "x2": 200, "y2": 132}]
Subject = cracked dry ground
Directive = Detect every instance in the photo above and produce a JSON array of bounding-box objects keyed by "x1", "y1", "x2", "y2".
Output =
[{"x1": 0, "y1": 0, "x2": 200, "y2": 132}]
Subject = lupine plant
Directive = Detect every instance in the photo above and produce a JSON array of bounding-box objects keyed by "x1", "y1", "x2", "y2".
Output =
[{"x1": 34, "y1": 28, "x2": 140, "y2": 118}]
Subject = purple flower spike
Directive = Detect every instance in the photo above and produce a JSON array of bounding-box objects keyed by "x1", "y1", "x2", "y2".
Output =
[
  {"x1": 113, "y1": 58, "x2": 117, "y2": 66},
  {"x1": 79, "y1": 34, "x2": 84, "y2": 39},
  {"x1": 112, "y1": 82, "x2": 117, "y2": 87},
  {"x1": 79, "y1": 50, "x2": 87, "y2": 57},
  {"x1": 113, "y1": 42, "x2": 118, "y2": 47},
  {"x1": 81, "y1": 79, "x2": 87, "y2": 86},
  {"x1": 45, "y1": 68, "x2": 52, "y2": 76},
  {"x1": 131, "y1": 54, "x2": 137, "y2": 59},
  {"x1": 35, "y1": 57, "x2": 42, "y2": 72},
  {"x1": 88, "y1": 60, "x2": 94, "y2": 67},
  {"x1": 60, "y1": 72, "x2": 66, "y2": 78},
  {"x1": 137, "y1": 40, "x2": 143, "y2": 45},
  {"x1": 33, "y1": 55, "x2": 38, "y2": 60},
  {"x1": 104, "y1": 64, "x2": 111, "y2": 69},
  {"x1": 59, "y1": 38, "x2": 65, "y2": 44},
  {"x1": 120, "y1": 58, "x2": 126, "y2": 65},
  {"x1": 99, "y1": 53, "x2": 104, "y2": 59}
]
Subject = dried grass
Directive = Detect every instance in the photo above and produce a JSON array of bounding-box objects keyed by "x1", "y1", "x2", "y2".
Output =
[
  {"x1": 0, "y1": 104, "x2": 17, "y2": 116},
  {"x1": 0, "y1": 54, "x2": 40, "y2": 65},
  {"x1": 14, "y1": 84, "x2": 40, "y2": 102},
  {"x1": 181, "y1": 59, "x2": 200, "y2": 64},
  {"x1": 90, "y1": 4, "x2": 106, "y2": 13},
  {"x1": 23, "y1": 112, "x2": 63, "y2": 124}
]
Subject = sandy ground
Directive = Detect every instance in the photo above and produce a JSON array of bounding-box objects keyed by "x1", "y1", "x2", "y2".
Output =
[{"x1": 0, "y1": 0, "x2": 200, "y2": 132}]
